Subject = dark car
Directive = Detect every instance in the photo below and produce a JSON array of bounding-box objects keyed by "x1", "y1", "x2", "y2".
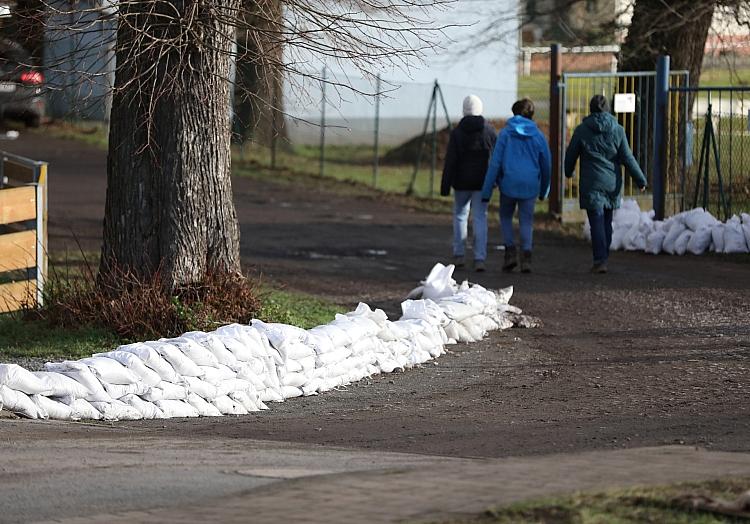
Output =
[{"x1": 0, "y1": 39, "x2": 45, "y2": 127}]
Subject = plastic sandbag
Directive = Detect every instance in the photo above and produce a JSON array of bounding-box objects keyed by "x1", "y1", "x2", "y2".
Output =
[
  {"x1": 163, "y1": 337, "x2": 220, "y2": 368},
  {"x1": 645, "y1": 229, "x2": 666, "y2": 255},
  {"x1": 122, "y1": 394, "x2": 165, "y2": 419},
  {"x1": 212, "y1": 395, "x2": 249, "y2": 415},
  {"x1": 94, "y1": 351, "x2": 162, "y2": 387},
  {"x1": 183, "y1": 376, "x2": 219, "y2": 401},
  {"x1": 662, "y1": 222, "x2": 686, "y2": 255},
  {"x1": 179, "y1": 333, "x2": 239, "y2": 368},
  {"x1": 154, "y1": 399, "x2": 199, "y2": 418},
  {"x1": 711, "y1": 223, "x2": 725, "y2": 253},
  {"x1": 684, "y1": 208, "x2": 719, "y2": 231},
  {"x1": 32, "y1": 371, "x2": 89, "y2": 398},
  {"x1": 0, "y1": 385, "x2": 40, "y2": 418},
  {"x1": 91, "y1": 399, "x2": 143, "y2": 421},
  {"x1": 229, "y1": 390, "x2": 260, "y2": 412},
  {"x1": 724, "y1": 216, "x2": 749, "y2": 253},
  {"x1": 60, "y1": 397, "x2": 101, "y2": 420},
  {"x1": 79, "y1": 357, "x2": 141, "y2": 385},
  {"x1": 141, "y1": 382, "x2": 188, "y2": 402},
  {"x1": 673, "y1": 229, "x2": 693, "y2": 256},
  {"x1": 687, "y1": 226, "x2": 712, "y2": 255},
  {"x1": 45, "y1": 362, "x2": 112, "y2": 402},
  {"x1": 421, "y1": 263, "x2": 457, "y2": 300},
  {"x1": 0, "y1": 364, "x2": 51, "y2": 395},
  {"x1": 742, "y1": 213, "x2": 750, "y2": 249},
  {"x1": 281, "y1": 385, "x2": 304, "y2": 398},
  {"x1": 186, "y1": 393, "x2": 223, "y2": 417},
  {"x1": 33, "y1": 394, "x2": 79, "y2": 420},
  {"x1": 119, "y1": 343, "x2": 181, "y2": 383},
  {"x1": 199, "y1": 364, "x2": 237, "y2": 385},
  {"x1": 148, "y1": 342, "x2": 204, "y2": 377},
  {"x1": 103, "y1": 381, "x2": 148, "y2": 399}
]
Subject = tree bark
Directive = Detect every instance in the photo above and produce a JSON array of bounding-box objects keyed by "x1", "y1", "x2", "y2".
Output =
[
  {"x1": 619, "y1": 0, "x2": 716, "y2": 85},
  {"x1": 233, "y1": 0, "x2": 286, "y2": 146},
  {"x1": 101, "y1": 0, "x2": 241, "y2": 291}
]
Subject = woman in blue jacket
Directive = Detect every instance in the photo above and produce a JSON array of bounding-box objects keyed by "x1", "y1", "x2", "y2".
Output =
[{"x1": 481, "y1": 99, "x2": 551, "y2": 273}]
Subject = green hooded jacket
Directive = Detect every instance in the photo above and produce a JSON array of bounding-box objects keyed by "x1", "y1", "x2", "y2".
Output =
[{"x1": 564, "y1": 112, "x2": 647, "y2": 211}]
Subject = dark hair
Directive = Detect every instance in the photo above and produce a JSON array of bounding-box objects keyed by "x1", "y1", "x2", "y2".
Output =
[
  {"x1": 512, "y1": 98, "x2": 535, "y2": 119},
  {"x1": 589, "y1": 94, "x2": 610, "y2": 114}
]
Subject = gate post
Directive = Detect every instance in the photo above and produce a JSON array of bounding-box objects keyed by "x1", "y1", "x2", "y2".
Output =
[
  {"x1": 652, "y1": 54, "x2": 670, "y2": 220},
  {"x1": 548, "y1": 44, "x2": 562, "y2": 215}
]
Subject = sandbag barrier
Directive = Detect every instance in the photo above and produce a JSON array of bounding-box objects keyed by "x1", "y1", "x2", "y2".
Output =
[
  {"x1": 0, "y1": 264, "x2": 522, "y2": 421},
  {"x1": 584, "y1": 200, "x2": 750, "y2": 255}
]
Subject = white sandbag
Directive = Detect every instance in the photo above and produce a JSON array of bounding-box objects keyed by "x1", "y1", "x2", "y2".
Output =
[
  {"x1": 103, "y1": 381, "x2": 148, "y2": 399},
  {"x1": 32, "y1": 371, "x2": 89, "y2": 398},
  {"x1": 165, "y1": 337, "x2": 221, "y2": 368},
  {"x1": 60, "y1": 397, "x2": 101, "y2": 420},
  {"x1": 213, "y1": 333, "x2": 253, "y2": 362},
  {"x1": 662, "y1": 222, "x2": 686, "y2": 255},
  {"x1": 180, "y1": 333, "x2": 239, "y2": 368},
  {"x1": 673, "y1": 229, "x2": 693, "y2": 256},
  {"x1": 183, "y1": 376, "x2": 219, "y2": 401},
  {"x1": 687, "y1": 226, "x2": 712, "y2": 255},
  {"x1": 215, "y1": 378, "x2": 253, "y2": 397},
  {"x1": 742, "y1": 213, "x2": 750, "y2": 248},
  {"x1": 724, "y1": 216, "x2": 749, "y2": 253},
  {"x1": 45, "y1": 362, "x2": 112, "y2": 402},
  {"x1": 148, "y1": 341, "x2": 204, "y2": 377},
  {"x1": 436, "y1": 300, "x2": 479, "y2": 322},
  {"x1": 91, "y1": 399, "x2": 143, "y2": 421},
  {"x1": 711, "y1": 223, "x2": 725, "y2": 253},
  {"x1": 154, "y1": 399, "x2": 199, "y2": 418},
  {"x1": 94, "y1": 351, "x2": 162, "y2": 387},
  {"x1": 309, "y1": 324, "x2": 352, "y2": 348},
  {"x1": 229, "y1": 390, "x2": 260, "y2": 412},
  {"x1": 235, "y1": 364, "x2": 267, "y2": 391},
  {"x1": 212, "y1": 395, "x2": 249, "y2": 415},
  {"x1": 199, "y1": 364, "x2": 237, "y2": 385},
  {"x1": 281, "y1": 372, "x2": 308, "y2": 388},
  {"x1": 122, "y1": 394, "x2": 165, "y2": 419},
  {"x1": 0, "y1": 385, "x2": 40, "y2": 418},
  {"x1": 186, "y1": 393, "x2": 223, "y2": 417},
  {"x1": 31, "y1": 395, "x2": 79, "y2": 421},
  {"x1": 141, "y1": 382, "x2": 188, "y2": 402},
  {"x1": 281, "y1": 385, "x2": 304, "y2": 398},
  {"x1": 251, "y1": 320, "x2": 308, "y2": 352},
  {"x1": 645, "y1": 229, "x2": 666, "y2": 255},
  {"x1": 422, "y1": 263, "x2": 457, "y2": 300},
  {"x1": 79, "y1": 357, "x2": 141, "y2": 385},
  {"x1": 684, "y1": 208, "x2": 719, "y2": 231},
  {"x1": 259, "y1": 387, "x2": 284, "y2": 403},
  {"x1": 0, "y1": 364, "x2": 51, "y2": 395},
  {"x1": 119, "y1": 343, "x2": 181, "y2": 383}
]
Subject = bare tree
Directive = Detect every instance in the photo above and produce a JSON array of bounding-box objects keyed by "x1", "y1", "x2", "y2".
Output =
[{"x1": 31, "y1": 0, "x2": 448, "y2": 291}]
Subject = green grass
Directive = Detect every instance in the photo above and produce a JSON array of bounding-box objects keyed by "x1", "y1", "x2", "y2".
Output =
[
  {"x1": 429, "y1": 477, "x2": 750, "y2": 524},
  {"x1": 700, "y1": 67, "x2": 750, "y2": 87},
  {"x1": 258, "y1": 288, "x2": 345, "y2": 329},
  {"x1": 30, "y1": 120, "x2": 109, "y2": 150}
]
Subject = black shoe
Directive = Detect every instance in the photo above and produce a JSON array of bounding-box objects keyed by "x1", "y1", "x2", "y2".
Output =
[
  {"x1": 453, "y1": 256, "x2": 465, "y2": 268},
  {"x1": 474, "y1": 260, "x2": 485, "y2": 272},
  {"x1": 590, "y1": 263, "x2": 608, "y2": 274},
  {"x1": 520, "y1": 251, "x2": 532, "y2": 273},
  {"x1": 502, "y1": 246, "x2": 517, "y2": 272}
]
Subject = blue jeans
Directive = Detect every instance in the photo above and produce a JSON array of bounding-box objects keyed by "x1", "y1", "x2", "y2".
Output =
[
  {"x1": 453, "y1": 190, "x2": 488, "y2": 261},
  {"x1": 500, "y1": 195, "x2": 536, "y2": 252},
  {"x1": 587, "y1": 208, "x2": 613, "y2": 264}
]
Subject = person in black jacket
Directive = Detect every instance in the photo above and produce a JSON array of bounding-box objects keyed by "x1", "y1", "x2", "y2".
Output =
[{"x1": 440, "y1": 95, "x2": 497, "y2": 271}]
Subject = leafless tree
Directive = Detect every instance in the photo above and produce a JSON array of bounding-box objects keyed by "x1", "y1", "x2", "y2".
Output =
[{"x1": 21, "y1": 0, "x2": 450, "y2": 291}]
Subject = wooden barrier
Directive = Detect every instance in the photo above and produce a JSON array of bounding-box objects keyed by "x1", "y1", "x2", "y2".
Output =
[{"x1": 0, "y1": 152, "x2": 47, "y2": 313}]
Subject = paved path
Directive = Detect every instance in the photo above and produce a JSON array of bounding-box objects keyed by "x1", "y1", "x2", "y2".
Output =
[{"x1": 28, "y1": 445, "x2": 750, "y2": 524}]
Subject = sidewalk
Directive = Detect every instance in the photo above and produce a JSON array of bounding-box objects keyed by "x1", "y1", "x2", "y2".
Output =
[{"x1": 36, "y1": 446, "x2": 750, "y2": 524}]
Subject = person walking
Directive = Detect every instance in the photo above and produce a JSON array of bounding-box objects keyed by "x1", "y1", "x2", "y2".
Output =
[
  {"x1": 481, "y1": 98, "x2": 551, "y2": 273},
  {"x1": 564, "y1": 94, "x2": 647, "y2": 274},
  {"x1": 441, "y1": 94, "x2": 497, "y2": 272}
]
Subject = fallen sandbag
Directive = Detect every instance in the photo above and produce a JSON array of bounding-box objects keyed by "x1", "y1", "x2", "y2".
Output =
[{"x1": 0, "y1": 364, "x2": 51, "y2": 395}]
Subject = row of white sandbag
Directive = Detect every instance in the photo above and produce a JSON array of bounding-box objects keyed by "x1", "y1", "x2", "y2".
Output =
[
  {"x1": 584, "y1": 200, "x2": 750, "y2": 255},
  {"x1": 0, "y1": 269, "x2": 517, "y2": 421}
]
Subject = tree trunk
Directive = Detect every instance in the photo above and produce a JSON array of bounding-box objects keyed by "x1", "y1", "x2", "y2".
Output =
[
  {"x1": 101, "y1": 0, "x2": 241, "y2": 291},
  {"x1": 619, "y1": 0, "x2": 715, "y2": 86},
  {"x1": 233, "y1": 0, "x2": 286, "y2": 146}
]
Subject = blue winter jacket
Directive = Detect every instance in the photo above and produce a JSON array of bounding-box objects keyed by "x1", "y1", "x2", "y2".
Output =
[{"x1": 481, "y1": 115, "x2": 552, "y2": 201}]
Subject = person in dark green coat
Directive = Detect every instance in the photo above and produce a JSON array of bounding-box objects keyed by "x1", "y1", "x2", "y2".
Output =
[{"x1": 564, "y1": 95, "x2": 648, "y2": 273}]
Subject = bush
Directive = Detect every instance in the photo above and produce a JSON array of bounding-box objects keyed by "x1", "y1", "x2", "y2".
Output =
[{"x1": 25, "y1": 260, "x2": 262, "y2": 341}]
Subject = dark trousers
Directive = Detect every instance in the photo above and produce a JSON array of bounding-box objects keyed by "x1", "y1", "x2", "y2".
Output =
[{"x1": 587, "y1": 208, "x2": 613, "y2": 264}]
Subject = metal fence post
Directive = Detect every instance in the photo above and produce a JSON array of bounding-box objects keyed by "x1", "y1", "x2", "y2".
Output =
[
  {"x1": 652, "y1": 54, "x2": 670, "y2": 220},
  {"x1": 373, "y1": 74, "x2": 381, "y2": 188},
  {"x1": 320, "y1": 66, "x2": 326, "y2": 178},
  {"x1": 549, "y1": 44, "x2": 562, "y2": 215},
  {"x1": 430, "y1": 79, "x2": 438, "y2": 197}
]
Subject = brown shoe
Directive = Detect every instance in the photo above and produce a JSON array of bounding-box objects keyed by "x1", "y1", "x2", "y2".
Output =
[
  {"x1": 502, "y1": 246, "x2": 517, "y2": 272},
  {"x1": 520, "y1": 251, "x2": 532, "y2": 273}
]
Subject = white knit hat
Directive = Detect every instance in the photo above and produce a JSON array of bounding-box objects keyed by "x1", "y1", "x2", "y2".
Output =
[{"x1": 462, "y1": 94, "x2": 483, "y2": 116}]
